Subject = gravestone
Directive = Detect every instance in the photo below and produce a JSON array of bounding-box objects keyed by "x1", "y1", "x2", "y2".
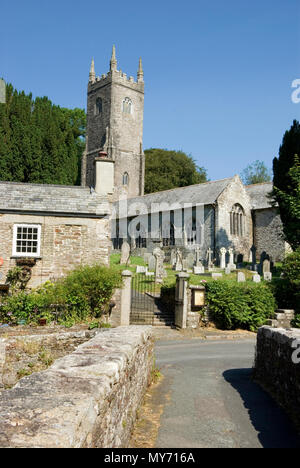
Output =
[
  {"x1": 136, "y1": 265, "x2": 147, "y2": 274},
  {"x1": 264, "y1": 272, "x2": 272, "y2": 282},
  {"x1": 186, "y1": 252, "x2": 195, "y2": 270},
  {"x1": 237, "y1": 272, "x2": 246, "y2": 283},
  {"x1": 206, "y1": 248, "x2": 214, "y2": 269},
  {"x1": 195, "y1": 247, "x2": 202, "y2": 267},
  {"x1": 175, "y1": 249, "x2": 183, "y2": 271},
  {"x1": 212, "y1": 273, "x2": 223, "y2": 280},
  {"x1": 263, "y1": 259, "x2": 271, "y2": 274},
  {"x1": 153, "y1": 247, "x2": 167, "y2": 283},
  {"x1": 193, "y1": 266, "x2": 205, "y2": 275},
  {"x1": 120, "y1": 240, "x2": 130, "y2": 265},
  {"x1": 225, "y1": 267, "x2": 231, "y2": 275},
  {"x1": 253, "y1": 274, "x2": 261, "y2": 283},
  {"x1": 148, "y1": 255, "x2": 156, "y2": 271},
  {"x1": 170, "y1": 249, "x2": 177, "y2": 267},
  {"x1": 250, "y1": 245, "x2": 257, "y2": 271},
  {"x1": 219, "y1": 247, "x2": 226, "y2": 269},
  {"x1": 227, "y1": 248, "x2": 236, "y2": 270},
  {"x1": 143, "y1": 253, "x2": 151, "y2": 264}
]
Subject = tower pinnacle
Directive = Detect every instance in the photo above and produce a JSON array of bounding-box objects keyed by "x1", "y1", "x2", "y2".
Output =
[
  {"x1": 110, "y1": 45, "x2": 117, "y2": 71},
  {"x1": 89, "y1": 58, "x2": 95, "y2": 83},
  {"x1": 137, "y1": 57, "x2": 144, "y2": 82}
]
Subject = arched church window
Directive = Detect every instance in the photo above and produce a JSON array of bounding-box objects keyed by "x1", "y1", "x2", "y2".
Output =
[
  {"x1": 230, "y1": 204, "x2": 245, "y2": 237},
  {"x1": 95, "y1": 97, "x2": 102, "y2": 115},
  {"x1": 122, "y1": 97, "x2": 132, "y2": 114},
  {"x1": 122, "y1": 172, "x2": 129, "y2": 185}
]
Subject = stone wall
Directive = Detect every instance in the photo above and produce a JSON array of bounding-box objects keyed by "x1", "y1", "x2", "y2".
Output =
[
  {"x1": 252, "y1": 208, "x2": 287, "y2": 262},
  {"x1": 254, "y1": 326, "x2": 300, "y2": 431},
  {"x1": 0, "y1": 213, "x2": 111, "y2": 288},
  {"x1": 0, "y1": 326, "x2": 153, "y2": 448}
]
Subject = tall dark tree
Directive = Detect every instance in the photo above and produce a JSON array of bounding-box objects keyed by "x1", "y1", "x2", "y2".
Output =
[
  {"x1": 272, "y1": 120, "x2": 300, "y2": 250},
  {"x1": 0, "y1": 84, "x2": 86, "y2": 185},
  {"x1": 144, "y1": 148, "x2": 208, "y2": 194}
]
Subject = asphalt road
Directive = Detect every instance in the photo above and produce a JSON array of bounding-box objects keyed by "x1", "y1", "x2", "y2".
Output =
[{"x1": 154, "y1": 338, "x2": 300, "y2": 448}]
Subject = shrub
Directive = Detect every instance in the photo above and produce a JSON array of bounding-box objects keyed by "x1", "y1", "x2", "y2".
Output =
[
  {"x1": 278, "y1": 248, "x2": 300, "y2": 325},
  {"x1": 0, "y1": 264, "x2": 122, "y2": 326},
  {"x1": 206, "y1": 281, "x2": 276, "y2": 331}
]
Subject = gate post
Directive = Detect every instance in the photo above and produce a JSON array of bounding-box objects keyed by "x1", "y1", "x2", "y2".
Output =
[
  {"x1": 120, "y1": 270, "x2": 132, "y2": 326},
  {"x1": 175, "y1": 272, "x2": 190, "y2": 329}
]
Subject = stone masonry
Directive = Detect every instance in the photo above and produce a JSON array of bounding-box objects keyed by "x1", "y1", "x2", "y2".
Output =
[{"x1": 0, "y1": 326, "x2": 154, "y2": 448}]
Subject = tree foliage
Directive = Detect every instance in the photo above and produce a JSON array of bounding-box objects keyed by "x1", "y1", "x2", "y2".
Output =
[
  {"x1": 144, "y1": 148, "x2": 208, "y2": 194},
  {"x1": 0, "y1": 83, "x2": 86, "y2": 185},
  {"x1": 272, "y1": 120, "x2": 300, "y2": 250},
  {"x1": 241, "y1": 160, "x2": 272, "y2": 185}
]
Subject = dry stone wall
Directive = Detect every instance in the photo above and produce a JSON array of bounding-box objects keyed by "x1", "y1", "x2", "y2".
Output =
[
  {"x1": 254, "y1": 326, "x2": 300, "y2": 431},
  {"x1": 0, "y1": 326, "x2": 153, "y2": 448}
]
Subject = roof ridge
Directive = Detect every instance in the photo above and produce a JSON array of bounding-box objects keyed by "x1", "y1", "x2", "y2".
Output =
[{"x1": 126, "y1": 177, "x2": 234, "y2": 202}]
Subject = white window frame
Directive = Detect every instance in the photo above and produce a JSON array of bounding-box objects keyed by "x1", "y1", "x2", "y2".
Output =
[{"x1": 12, "y1": 224, "x2": 42, "y2": 257}]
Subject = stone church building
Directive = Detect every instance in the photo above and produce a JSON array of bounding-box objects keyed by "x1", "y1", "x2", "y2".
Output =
[{"x1": 0, "y1": 47, "x2": 287, "y2": 288}]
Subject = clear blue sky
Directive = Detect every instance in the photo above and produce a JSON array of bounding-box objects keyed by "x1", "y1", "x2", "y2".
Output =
[{"x1": 1, "y1": 0, "x2": 300, "y2": 181}]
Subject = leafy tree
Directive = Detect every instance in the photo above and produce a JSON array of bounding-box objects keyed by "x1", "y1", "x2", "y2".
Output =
[
  {"x1": 241, "y1": 160, "x2": 272, "y2": 185},
  {"x1": 144, "y1": 148, "x2": 208, "y2": 194},
  {"x1": 272, "y1": 120, "x2": 300, "y2": 251}
]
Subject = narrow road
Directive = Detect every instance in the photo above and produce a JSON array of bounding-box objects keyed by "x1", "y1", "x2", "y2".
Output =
[{"x1": 154, "y1": 338, "x2": 300, "y2": 448}]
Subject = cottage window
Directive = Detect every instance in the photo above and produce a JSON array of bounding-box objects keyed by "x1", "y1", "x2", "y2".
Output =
[{"x1": 12, "y1": 224, "x2": 41, "y2": 257}]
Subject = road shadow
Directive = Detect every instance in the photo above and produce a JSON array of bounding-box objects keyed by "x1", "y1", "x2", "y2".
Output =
[{"x1": 223, "y1": 368, "x2": 300, "y2": 448}]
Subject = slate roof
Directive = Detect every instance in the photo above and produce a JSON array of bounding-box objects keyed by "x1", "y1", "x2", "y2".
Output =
[
  {"x1": 115, "y1": 178, "x2": 234, "y2": 217},
  {"x1": 245, "y1": 183, "x2": 274, "y2": 210},
  {"x1": 0, "y1": 182, "x2": 109, "y2": 217}
]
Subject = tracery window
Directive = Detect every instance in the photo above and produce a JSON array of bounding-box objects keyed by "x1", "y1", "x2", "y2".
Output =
[
  {"x1": 122, "y1": 97, "x2": 132, "y2": 114},
  {"x1": 230, "y1": 204, "x2": 245, "y2": 237},
  {"x1": 122, "y1": 172, "x2": 129, "y2": 185},
  {"x1": 95, "y1": 97, "x2": 102, "y2": 115}
]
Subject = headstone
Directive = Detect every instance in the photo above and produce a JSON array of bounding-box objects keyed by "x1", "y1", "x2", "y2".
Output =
[
  {"x1": 148, "y1": 254, "x2": 156, "y2": 271},
  {"x1": 225, "y1": 267, "x2": 231, "y2": 275},
  {"x1": 250, "y1": 245, "x2": 257, "y2": 271},
  {"x1": 219, "y1": 247, "x2": 227, "y2": 269},
  {"x1": 264, "y1": 272, "x2": 272, "y2": 282},
  {"x1": 120, "y1": 240, "x2": 130, "y2": 265},
  {"x1": 206, "y1": 248, "x2": 214, "y2": 269},
  {"x1": 212, "y1": 272, "x2": 223, "y2": 280},
  {"x1": 237, "y1": 272, "x2": 246, "y2": 283},
  {"x1": 170, "y1": 249, "x2": 177, "y2": 267},
  {"x1": 143, "y1": 253, "x2": 151, "y2": 264},
  {"x1": 153, "y1": 247, "x2": 167, "y2": 283},
  {"x1": 195, "y1": 247, "x2": 202, "y2": 267},
  {"x1": 227, "y1": 248, "x2": 236, "y2": 270},
  {"x1": 253, "y1": 274, "x2": 261, "y2": 283},
  {"x1": 193, "y1": 266, "x2": 205, "y2": 275},
  {"x1": 136, "y1": 265, "x2": 147, "y2": 274},
  {"x1": 146, "y1": 271, "x2": 155, "y2": 277},
  {"x1": 175, "y1": 248, "x2": 183, "y2": 271},
  {"x1": 263, "y1": 259, "x2": 271, "y2": 274},
  {"x1": 186, "y1": 252, "x2": 195, "y2": 270}
]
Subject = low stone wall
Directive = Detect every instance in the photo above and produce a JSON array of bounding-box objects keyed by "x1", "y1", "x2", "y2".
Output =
[
  {"x1": 254, "y1": 326, "x2": 300, "y2": 430},
  {"x1": 0, "y1": 326, "x2": 153, "y2": 448}
]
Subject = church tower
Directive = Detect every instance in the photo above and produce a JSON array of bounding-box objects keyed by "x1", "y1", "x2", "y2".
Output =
[{"x1": 82, "y1": 46, "x2": 145, "y2": 200}]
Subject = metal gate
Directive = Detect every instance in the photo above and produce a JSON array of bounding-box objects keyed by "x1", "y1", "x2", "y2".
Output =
[{"x1": 130, "y1": 273, "x2": 157, "y2": 325}]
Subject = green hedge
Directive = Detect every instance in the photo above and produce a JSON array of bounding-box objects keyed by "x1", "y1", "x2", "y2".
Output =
[
  {"x1": 206, "y1": 281, "x2": 276, "y2": 331},
  {"x1": 273, "y1": 249, "x2": 300, "y2": 326},
  {"x1": 0, "y1": 264, "x2": 122, "y2": 327}
]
